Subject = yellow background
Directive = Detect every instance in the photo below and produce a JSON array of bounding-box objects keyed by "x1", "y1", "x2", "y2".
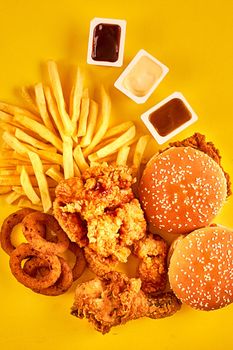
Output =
[{"x1": 0, "y1": 0, "x2": 233, "y2": 349}]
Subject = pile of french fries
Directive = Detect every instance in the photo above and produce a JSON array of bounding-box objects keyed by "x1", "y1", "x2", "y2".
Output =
[{"x1": 0, "y1": 61, "x2": 150, "y2": 212}]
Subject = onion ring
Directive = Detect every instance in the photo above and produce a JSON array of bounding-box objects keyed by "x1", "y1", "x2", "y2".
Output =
[
  {"x1": 0, "y1": 208, "x2": 36, "y2": 255},
  {"x1": 9, "y1": 243, "x2": 61, "y2": 289},
  {"x1": 69, "y1": 242, "x2": 86, "y2": 281},
  {"x1": 23, "y1": 256, "x2": 73, "y2": 296},
  {"x1": 22, "y1": 212, "x2": 69, "y2": 255}
]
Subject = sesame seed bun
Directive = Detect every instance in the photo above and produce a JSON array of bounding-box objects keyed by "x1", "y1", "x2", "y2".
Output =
[
  {"x1": 139, "y1": 147, "x2": 227, "y2": 235},
  {"x1": 168, "y1": 226, "x2": 233, "y2": 311}
]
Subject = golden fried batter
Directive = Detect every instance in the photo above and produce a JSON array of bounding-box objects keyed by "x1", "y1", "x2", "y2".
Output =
[
  {"x1": 71, "y1": 271, "x2": 181, "y2": 334},
  {"x1": 54, "y1": 164, "x2": 135, "y2": 220},
  {"x1": 133, "y1": 233, "x2": 168, "y2": 295},
  {"x1": 54, "y1": 164, "x2": 146, "y2": 266},
  {"x1": 84, "y1": 247, "x2": 119, "y2": 277}
]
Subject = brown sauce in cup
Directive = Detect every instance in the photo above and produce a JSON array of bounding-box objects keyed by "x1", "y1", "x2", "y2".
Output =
[
  {"x1": 91, "y1": 23, "x2": 121, "y2": 62},
  {"x1": 149, "y1": 98, "x2": 192, "y2": 137}
]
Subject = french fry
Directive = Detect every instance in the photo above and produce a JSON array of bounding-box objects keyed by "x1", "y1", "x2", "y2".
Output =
[
  {"x1": 0, "y1": 169, "x2": 17, "y2": 176},
  {"x1": 73, "y1": 162, "x2": 81, "y2": 177},
  {"x1": 62, "y1": 136, "x2": 74, "y2": 179},
  {"x1": 13, "y1": 186, "x2": 56, "y2": 199},
  {"x1": 34, "y1": 83, "x2": 57, "y2": 133},
  {"x1": 2, "y1": 132, "x2": 53, "y2": 160},
  {"x1": 91, "y1": 137, "x2": 116, "y2": 153},
  {"x1": 0, "y1": 101, "x2": 41, "y2": 122},
  {"x1": 89, "y1": 161, "x2": 99, "y2": 168},
  {"x1": 1, "y1": 141, "x2": 12, "y2": 150},
  {"x1": 14, "y1": 114, "x2": 63, "y2": 152},
  {"x1": 12, "y1": 151, "x2": 30, "y2": 162},
  {"x1": 19, "y1": 86, "x2": 39, "y2": 115},
  {"x1": 0, "y1": 175, "x2": 56, "y2": 187},
  {"x1": 73, "y1": 145, "x2": 89, "y2": 173},
  {"x1": 46, "y1": 166, "x2": 64, "y2": 183},
  {"x1": 77, "y1": 97, "x2": 90, "y2": 137},
  {"x1": 12, "y1": 186, "x2": 25, "y2": 195},
  {"x1": 82, "y1": 87, "x2": 89, "y2": 98},
  {"x1": 0, "y1": 150, "x2": 15, "y2": 159},
  {"x1": 0, "y1": 121, "x2": 16, "y2": 134},
  {"x1": 0, "y1": 110, "x2": 27, "y2": 129},
  {"x1": 44, "y1": 85, "x2": 65, "y2": 140},
  {"x1": 19, "y1": 141, "x2": 55, "y2": 154},
  {"x1": 88, "y1": 153, "x2": 102, "y2": 163},
  {"x1": 28, "y1": 151, "x2": 52, "y2": 212},
  {"x1": 47, "y1": 61, "x2": 73, "y2": 135},
  {"x1": 0, "y1": 186, "x2": 12, "y2": 194},
  {"x1": 37, "y1": 150, "x2": 63, "y2": 166},
  {"x1": 116, "y1": 146, "x2": 130, "y2": 165},
  {"x1": 2, "y1": 131, "x2": 29, "y2": 155},
  {"x1": 89, "y1": 125, "x2": 136, "y2": 161},
  {"x1": 123, "y1": 135, "x2": 139, "y2": 148},
  {"x1": 18, "y1": 197, "x2": 43, "y2": 211},
  {"x1": 20, "y1": 166, "x2": 40, "y2": 204},
  {"x1": 103, "y1": 121, "x2": 134, "y2": 140},
  {"x1": 0, "y1": 160, "x2": 28, "y2": 167},
  {"x1": 5, "y1": 191, "x2": 22, "y2": 204},
  {"x1": 14, "y1": 152, "x2": 57, "y2": 165},
  {"x1": 133, "y1": 135, "x2": 150, "y2": 169},
  {"x1": 0, "y1": 176, "x2": 22, "y2": 186},
  {"x1": 96, "y1": 154, "x2": 117, "y2": 164},
  {"x1": 16, "y1": 164, "x2": 60, "y2": 175},
  {"x1": 15, "y1": 128, "x2": 57, "y2": 151},
  {"x1": 80, "y1": 100, "x2": 98, "y2": 148},
  {"x1": 83, "y1": 86, "x2": 111, "y2": 156},
  {"x1": 70, "y1": 66, "x2": 83, "y2": 124}
]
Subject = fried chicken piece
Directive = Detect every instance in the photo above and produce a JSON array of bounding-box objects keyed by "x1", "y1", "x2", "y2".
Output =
[
  {"x1": 54, "y1": 164, "x2": 146, "y2": 261},
  {"x1": 54, "y1": 163, "x2": 135, "y2": 220},
  {"x1": 86, "y1": 210, "x2": 131, "y2": 261},
  {"x1": 71, "y1": 271, "x2": 147, "y2": 334},
  {"x1": 147, "y1": 292, "x2": 182, "y2": 319},
  {"x1": 116, "y1": 199, "x2": 147, "y2": 246},
  {"x1": 53, "y1": 164, "x2": 136, "y2": 246},
  {"x1": 133, "y1": 233, "x2": 168, "y2": 295},
  {"x1": 85, "y1": 198, "x2": 146, "y2": 262},
  {"x1": 84, "y1": 247, "x2": 119, "y2": 277},
  {"x1": 71, "y1": 271, "x2": 181, "y2": 334}
]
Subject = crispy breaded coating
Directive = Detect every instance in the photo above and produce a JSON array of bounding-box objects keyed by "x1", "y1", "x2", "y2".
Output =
[
  {"x1": 54, "y1": 163, "x2": 135, "y2": 220},
  {"x1": 71, "y1": 271, "x2": 147, "y2": 334},
  {"x1": 71, "y1": 271, "x2": 181, "y2": 334},
  {"x1": 133, "y1": 233, "x2": 168, "y2": 294},
  {"x1": 146, "y1": 292, "x2": 182, "y2": 319},
  {"x1": 84, "y1": 247, "x2": 119, "y2": 277},
  {"x1": 54, "y1": 164, "x2": 146, "y2": 265}
]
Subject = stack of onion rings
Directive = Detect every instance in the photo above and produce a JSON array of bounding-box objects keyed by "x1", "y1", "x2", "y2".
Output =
[{"x1": 0, "y1": 209, "x2": 86, "y2": 296}]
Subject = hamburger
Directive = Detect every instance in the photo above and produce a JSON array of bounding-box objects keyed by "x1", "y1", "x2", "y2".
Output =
[
  {"x1": 168, "y1": 226, "x2": 233, "y2": 311},
  {"x1": 139, "y1": 133, "x2": 231, "y2": 235}
]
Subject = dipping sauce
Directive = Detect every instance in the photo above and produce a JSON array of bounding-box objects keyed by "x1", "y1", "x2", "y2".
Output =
[
  {"x1": 92, "y1": 23, "x2": 121, "y2": 62},
  {"x1": 123, "y1": 55, "x2": 163, "y2": 97},
  {"x1": 149, "y1": 98, "x2": 192, "y2": 136}
]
